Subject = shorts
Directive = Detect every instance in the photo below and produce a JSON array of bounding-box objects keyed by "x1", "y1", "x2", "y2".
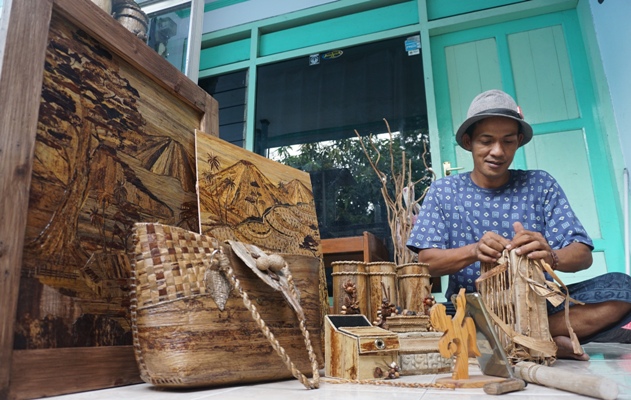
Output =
[{"x1": 546, "y1": 272, "x2": 631, "y2": 343}]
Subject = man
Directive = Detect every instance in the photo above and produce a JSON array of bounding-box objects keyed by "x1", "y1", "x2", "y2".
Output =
[{"x1": 407, "y1": 89, "x2": 631, "y2": 360}]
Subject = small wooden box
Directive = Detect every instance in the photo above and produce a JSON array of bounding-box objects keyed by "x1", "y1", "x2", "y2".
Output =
[
  {"x1": 325, "y1": 315, "x2": 399, "y2": 380},
  {"x1": 397, "y1": 331, "x2": 453, "y2": 375}
]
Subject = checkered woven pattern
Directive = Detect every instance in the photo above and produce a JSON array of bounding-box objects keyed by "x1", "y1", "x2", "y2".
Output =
[{"x1": 131, "y1": 223, "x2": 219, "y2": 307}]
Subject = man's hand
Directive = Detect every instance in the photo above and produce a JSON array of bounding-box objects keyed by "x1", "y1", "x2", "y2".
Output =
[
  {"x1": 419, "y1": 221, "x2": 592, "y2": 277},
  {"x1": 472, "y1": 231, "x2": 510, "y2": 263},
  {"x1": 507, "y1": 221, "x2": 554, "y2": 265}
]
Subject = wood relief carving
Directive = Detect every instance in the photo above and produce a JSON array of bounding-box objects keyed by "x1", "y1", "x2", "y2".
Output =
[
  {"x1": 14, "y1": 13, "x2": 199, "y2": 350},
  {"x1": 196, "y1": 130, "x2": 322, "y2": 257}
]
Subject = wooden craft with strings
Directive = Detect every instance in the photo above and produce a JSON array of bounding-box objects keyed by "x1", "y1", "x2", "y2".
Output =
[
  {"x1": 331, "y1": 261, "x2": 369, "y2": 316},
  {"x1": 366, "y1": 261, "x2": 397, "y2": 325},
  {"x1": 396, "y1": 262, "x2": 431, "y2": 312},
  {"x1": 477, "y1": 250, "x2": 563, "y2": 365}
]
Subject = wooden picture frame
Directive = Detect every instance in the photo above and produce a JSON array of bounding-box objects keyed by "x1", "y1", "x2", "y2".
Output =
[{"x1": 0, "y1": 1, "x2": 218, "y2": 398}]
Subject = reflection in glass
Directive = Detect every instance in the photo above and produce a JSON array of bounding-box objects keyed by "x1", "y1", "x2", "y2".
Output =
[
  {"x1": 144, "y1": 4, "x2": 191, "y2": 72},
  {"x1": 255, "y1": 36, "x2": 431, "y2": 246},
  {"x1": 199, "y1": 70, "x2": 248, "y2": 147}
]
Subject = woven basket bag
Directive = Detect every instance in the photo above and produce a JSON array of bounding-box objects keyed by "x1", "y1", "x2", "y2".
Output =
[{"x1": 129, "y1": 223, "x2": 323, "y2": 388}]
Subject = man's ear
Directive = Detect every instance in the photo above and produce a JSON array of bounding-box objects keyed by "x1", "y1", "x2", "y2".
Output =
[
  {"x1": 518, "y1": 133, "x2": 524, "y2": 146},
  {"x1": 462, "y1": 133, "x2": 472, "y2": 151}
]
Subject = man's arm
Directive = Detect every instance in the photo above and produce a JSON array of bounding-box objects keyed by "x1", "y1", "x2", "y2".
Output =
[
  {"x1": 509, "y1": 222, "x2": 592, "y2": 272},
  {"x1": 418, "y1": 231, "x2": 510, "y2": 276},
  {"x1": 418, "y1": 246, "x2": 477, "y2": 276},
  {"x1": 546, "y1": 242, "x2": 592, "y2": 273}
]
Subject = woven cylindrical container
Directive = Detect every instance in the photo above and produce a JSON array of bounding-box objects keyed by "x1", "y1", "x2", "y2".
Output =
[
  {"x1": 396, "y1": 263, "x2": 431, "y2": 313},
  {"x1": 112, "y1": 0, "x2": 149, "y2": 42},
  {"x1": 331, "y1": 261, "x2": 368, "y2": 316},
  {"x1": 365, "y1": 261, "x2": 397, "y2": 324}
]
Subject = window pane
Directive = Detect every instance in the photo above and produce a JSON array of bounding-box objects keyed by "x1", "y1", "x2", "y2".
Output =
[
  {"x1": 145, "y1": 5, "x2": 191, "y2": 72},
  {"x1": 199, "y1": 70, "x2": 247, "y2": 147},
  {"x1": 255, "y1": 36, "x2": 431, "y2": 246}
]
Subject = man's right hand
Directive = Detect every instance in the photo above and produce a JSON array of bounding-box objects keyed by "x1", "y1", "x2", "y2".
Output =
[
  {"x1": 419, "y1": 231, "x2": 509, "y2": 277},
  {"x1": 472, "y1": 231, "x2": 510, "y2": 264}
]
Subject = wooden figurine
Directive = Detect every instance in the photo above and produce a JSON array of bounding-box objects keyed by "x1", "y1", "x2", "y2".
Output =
[
  {"x1": 430, "y1": 288, "x2": 505, "y2": 388},
  {"x1": 431, "y1": 288, "x2": 480, "y2": 380}
]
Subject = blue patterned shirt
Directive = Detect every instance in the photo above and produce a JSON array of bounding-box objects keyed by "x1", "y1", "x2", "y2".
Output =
[{"x1": 406, "y1": 170, "x2": 593, "y2": 300}]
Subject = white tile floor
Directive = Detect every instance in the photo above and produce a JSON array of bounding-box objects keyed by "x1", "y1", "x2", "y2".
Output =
[{"x1": 46, "y1": 343, "x2": 631, "y2": 400}]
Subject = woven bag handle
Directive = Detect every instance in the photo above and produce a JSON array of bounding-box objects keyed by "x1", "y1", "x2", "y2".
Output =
[{"x1": 210, "y1": 247, "x2": 320, "y2": 389}]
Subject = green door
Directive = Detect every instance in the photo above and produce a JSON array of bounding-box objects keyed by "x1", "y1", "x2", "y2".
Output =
[{"x1": 431, "y1": 10, "x2": 624, "y2": 283}]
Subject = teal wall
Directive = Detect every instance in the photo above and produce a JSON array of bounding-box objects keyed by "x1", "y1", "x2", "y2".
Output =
[
  {"x1": 588, "y1": 0, "x2": 631, "y2": 177},
  {"x1": 426, "y1": 0, "x2": 526, "y2": 20}
]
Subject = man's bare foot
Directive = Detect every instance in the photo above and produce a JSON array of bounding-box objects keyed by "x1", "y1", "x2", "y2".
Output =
[{"x1": 553, "y1": 336, "x2": 590, "y2": 361}]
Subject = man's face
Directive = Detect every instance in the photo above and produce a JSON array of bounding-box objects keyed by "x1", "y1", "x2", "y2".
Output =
[{"x1": 462, "y1": 116, "x2": 523, "y2": 189}]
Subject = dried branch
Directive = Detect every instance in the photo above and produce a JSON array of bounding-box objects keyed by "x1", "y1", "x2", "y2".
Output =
[{"x1": 354, "y1": 119, "x2": 433, "y2": 265}]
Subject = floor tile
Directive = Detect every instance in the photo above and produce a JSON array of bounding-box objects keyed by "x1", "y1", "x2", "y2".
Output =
[{"x1": 44, "y1": 344, "x2": 631, "y2": 400}]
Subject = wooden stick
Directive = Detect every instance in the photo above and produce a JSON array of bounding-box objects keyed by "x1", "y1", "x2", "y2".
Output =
[
  {"x1": 483, "y1": 378, "x2": 526, "y2": 395},
  {"x1": 514, "y1": 361, "x2": 618, "y2": 400}
]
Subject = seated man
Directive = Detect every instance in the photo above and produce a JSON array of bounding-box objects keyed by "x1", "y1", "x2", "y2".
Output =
[{"x1": 407, "y1": 89, "x2": 631, "y2": 360}]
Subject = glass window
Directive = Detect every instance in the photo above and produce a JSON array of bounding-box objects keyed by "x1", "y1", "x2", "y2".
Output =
[
  {"x1": 142, "y1": 3, "x2": 191, "y2": 72},
  {"x1": 199, "y1": 70, "x2": 247, "y2": 147},
  {"x1": 254, "y1": 36, "x2": 432, "y2": 248}
]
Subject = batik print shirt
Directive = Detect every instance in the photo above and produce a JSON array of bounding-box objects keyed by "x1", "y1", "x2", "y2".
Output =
[{"x1": 406, "y1": 170, "x2": 593, "y2": 300}]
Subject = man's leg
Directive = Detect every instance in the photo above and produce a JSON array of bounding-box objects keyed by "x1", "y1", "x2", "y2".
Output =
[{"x1": 548, "y1": 301, "x2": 631, "y2": 360}]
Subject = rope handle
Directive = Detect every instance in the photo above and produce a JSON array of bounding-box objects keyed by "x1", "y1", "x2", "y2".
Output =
[{"x1": 210, "y1": 248, "x2": 320, "y2": 389}]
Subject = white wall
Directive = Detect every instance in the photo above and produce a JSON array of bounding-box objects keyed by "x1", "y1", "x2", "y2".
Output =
[
  {"x1": 588, "y1": 0, "x2": 631, "y2": 272},
  {"x1": 589, "y1": 0, "x2": 631, "y2": 171},
  {"x1": 203, "y1": 0, "x2": 336, "y2": 33}
]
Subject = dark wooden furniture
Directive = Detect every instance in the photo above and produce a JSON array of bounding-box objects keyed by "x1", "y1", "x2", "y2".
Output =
[{"x1": 321, "y1": 231, "x2": 390, "y2": 266}]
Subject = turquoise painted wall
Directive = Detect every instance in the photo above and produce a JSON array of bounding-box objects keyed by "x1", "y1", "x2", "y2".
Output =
[
  {"x1": 586, "y1": 0, "x2": 631, "y2": 271},
  {"x1": 202, "y1": 0, "x2": 335, "y2": 33},
  {"x1": 589, "y1": 1, "x2": 631, "y2": 172}
]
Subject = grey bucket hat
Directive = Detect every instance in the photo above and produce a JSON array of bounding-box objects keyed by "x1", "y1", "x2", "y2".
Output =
[{"x1": 455, "y1": 89, "x2": 533, "y2": 149}]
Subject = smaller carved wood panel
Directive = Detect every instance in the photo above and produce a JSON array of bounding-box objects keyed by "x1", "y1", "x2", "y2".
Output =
[{"x1": 196, "y1": 130, "x2": 322, "y2": 258}]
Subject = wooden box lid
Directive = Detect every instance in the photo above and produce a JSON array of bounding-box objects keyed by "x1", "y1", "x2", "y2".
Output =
[{"x1": 339, "y1": 326, "x2": 399, "y2": 353}]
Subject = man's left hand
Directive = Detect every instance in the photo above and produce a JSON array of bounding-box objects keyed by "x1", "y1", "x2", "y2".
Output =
[{"x1": 506, "y1": 222, "x2": 554, "y2": 265}]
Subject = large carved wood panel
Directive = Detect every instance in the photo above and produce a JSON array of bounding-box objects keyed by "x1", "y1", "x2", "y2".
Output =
[
  {"x1": 0, "y1": 0, "x2": 217, "y2": 398},
  {"x1": 16, "y1": 11, "x2": 199, "y2": 351}
]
